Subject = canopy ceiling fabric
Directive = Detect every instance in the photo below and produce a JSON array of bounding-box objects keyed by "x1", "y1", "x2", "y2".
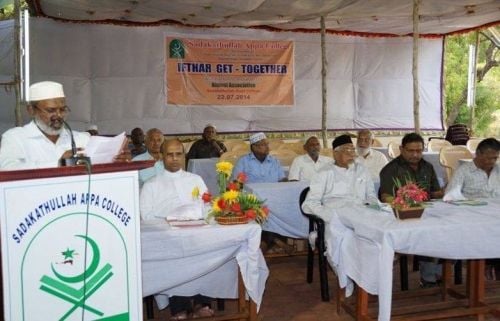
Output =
[{"x1": 28, "y1": 0, "x2": 499, "y2": 36}]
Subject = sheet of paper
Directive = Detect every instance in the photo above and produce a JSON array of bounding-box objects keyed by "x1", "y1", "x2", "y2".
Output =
[{"x1": 85, "y1": 132, "x2": 127, "y2": 164}]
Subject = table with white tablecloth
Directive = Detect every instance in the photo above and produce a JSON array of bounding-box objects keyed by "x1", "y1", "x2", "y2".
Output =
[
  {"x1": 141, "y1": 221, "x2": 269, "y2": 312},
  {"x1": 245, "y1": 181, "x2": 310, "y2": 239},
  {"x1": 326, "y1": 198, "x2": 500, "y2": 321}
]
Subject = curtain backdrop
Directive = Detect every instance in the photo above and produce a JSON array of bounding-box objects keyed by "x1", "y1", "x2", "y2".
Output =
[{"x1": 0, "y1": 18, "x2": 443, "y2": 135}]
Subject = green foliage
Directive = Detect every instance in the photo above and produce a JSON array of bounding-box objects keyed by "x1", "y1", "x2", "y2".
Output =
[{"x1": 444, "y1": 32, "x2": 500, "y2": 136}]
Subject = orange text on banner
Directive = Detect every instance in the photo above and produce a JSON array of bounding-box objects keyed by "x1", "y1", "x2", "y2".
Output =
[{"x1": 166, "y1": 38, "x2": 294, "y2": 106}]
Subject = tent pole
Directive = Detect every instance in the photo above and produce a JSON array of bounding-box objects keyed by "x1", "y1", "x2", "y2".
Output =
[
  {"x1": 14, "y1": 0, "x2": 23, "y2": 126},
  {"x1": 412, "y1": 0, "x2": 420, "y2": 134},
  {"x1": 320, "y1": 16, "x2": 328, "y2": 147}
]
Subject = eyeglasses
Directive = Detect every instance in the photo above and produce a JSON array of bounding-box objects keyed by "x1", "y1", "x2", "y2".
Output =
[
  {"x1": 34, "y1": 106, "x2": 71, "y2": 116},
  {"x1": 337, "y1": 147, "x2": 357, "y2": 154}
]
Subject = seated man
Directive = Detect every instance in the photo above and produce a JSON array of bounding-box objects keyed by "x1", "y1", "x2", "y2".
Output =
[
  {"x1": 140, "y1": 139, "x2": 213, "y2": 320},
  {"x1": 355, "y1": 129, "x2": 388, "y2": 183},
  {"x1": 444, "y1": 137, "x2": 499, "y2": 200},
  {"x1": 128, "y1": 127, "x2": 147, "y2": 158},
  {"x1": 288, "y1": 136, "x2": 333, "y2": 181},
  {"x1": 302, "y1": 134, "x2": 377, "y2": 223},
  {"x1": 379, "y1": 132, "x2": 444, "y2": 287},
  {"x1": 233, "y1": 132, "x2": 286, "y2": 183},
  {"x1": 186, "y1": 124, "x2": 227, "y2": 163},
  {"x1": 132, "y1": 128, "x2": 165, "y2": 186}
]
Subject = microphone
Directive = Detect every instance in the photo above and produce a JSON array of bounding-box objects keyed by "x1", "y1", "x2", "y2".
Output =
[{"x1": 59, "y1": 121, "x2": 91, "y2": 167}]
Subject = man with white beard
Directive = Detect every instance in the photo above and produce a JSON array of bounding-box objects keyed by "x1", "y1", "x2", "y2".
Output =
[
  {"x1": 0, "y1": 81, "x2": 129, "y2": 169},
  {"x1": 355, "y1": 129, "x2": 388, "y2": 183}
]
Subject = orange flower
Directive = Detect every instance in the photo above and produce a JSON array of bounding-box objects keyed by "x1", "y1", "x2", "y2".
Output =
[
  {"x1": 236, "y1": 172, "x2": 247, "y2": 184},
  {"x1": 217, "y1": 198, "x2": 227, "y2": 210},
  {"x1": 245, "y1": 209, "x2": 256, "y2": 219},
  {"x1": 230, "y1": 203, "x2": 241, "y2": 213},
  {"x1": 227, "y1": 182, "x2": 239, "y2": 191},
  {"x1": 201, "y1": 192, "x2": 212, "y2": 203}
]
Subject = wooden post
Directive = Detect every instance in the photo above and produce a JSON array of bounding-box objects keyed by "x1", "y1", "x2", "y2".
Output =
[
  {"x1": 412, "y1": 0, "x2": 420, "y2": 134},
  {"x1": 320, "y1": 16, "x2": 328, "y2": 148},
  {"x1": 14, "y1": 0, "x2": 23, "y2": 126}
]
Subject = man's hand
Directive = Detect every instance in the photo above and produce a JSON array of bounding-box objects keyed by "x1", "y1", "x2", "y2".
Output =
[
  {"x1": 113, "y1": 148, "x2": 132, "y2": 162},
  {"x1": 60, "y1": 148, "x2": 84, "y2": 160},
  {"x1": 211, "y1": 140, "x2": 224, "y2": 154}
]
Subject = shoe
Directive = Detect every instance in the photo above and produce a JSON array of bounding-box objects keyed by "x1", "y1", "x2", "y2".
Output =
[
  {"x1": 193, "y1": 306, "x2": 214, "y2": 318},
  {"x1": 170, "y1": 311, "x2": 189, "y2": 321}
]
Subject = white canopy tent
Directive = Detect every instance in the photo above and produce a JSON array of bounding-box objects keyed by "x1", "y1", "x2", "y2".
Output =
[{"x1": 0, "y1": 0, "x2": 498, "y2": 135}]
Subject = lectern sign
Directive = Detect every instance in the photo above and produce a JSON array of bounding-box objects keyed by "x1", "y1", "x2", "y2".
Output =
[{"x1": 0, "y1": 171, "x2": 142, "y2": 321}]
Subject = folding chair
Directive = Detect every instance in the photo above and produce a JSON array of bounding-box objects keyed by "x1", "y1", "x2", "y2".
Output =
[{"x1": 299, "y1": 187, "x2": 330, "y2": 301}]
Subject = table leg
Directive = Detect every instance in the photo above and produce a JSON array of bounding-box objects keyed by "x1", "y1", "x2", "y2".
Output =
[{"x1": 356, "y1": 287, "x2": 370, "y2": 321}]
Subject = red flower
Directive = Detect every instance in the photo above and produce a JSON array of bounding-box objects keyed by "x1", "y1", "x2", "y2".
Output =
[
  {"x1": 245, "y1": 209, "x2": 256, "y2": 219},
  {"x1": 227, "y1": 182, "x2": 239, "y2": 191},
  {"x1": 230, "y1": 203, "x2": 241, "y2": 212},
  {"x1": 217, "y1": 198, "x2": 227, "y2": 210},
  {"x1": 236, "y1": 172, "x2": 247, "y2": 184},
  {"x1": 201, "y1": 192, "x2": 212, "y2": 203}
]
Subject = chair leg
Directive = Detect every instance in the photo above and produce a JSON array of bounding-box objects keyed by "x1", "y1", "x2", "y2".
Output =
[
  {"x1": 400, "y1": 255, "x2": 409, "y2": 291},
  {"x1": 317, "y1": 221, "x2": 330, "y2": 302},
  {"x1": 144, "y1": 295, "x2": 154, "y2": 320},
  {"x1": 216, "y1": 298, "x2": 225, "y2": 311},
  {"x1": 306, "y1": 220, "x2": 315, "y2": 283},
  {"x1": 454, "y1": 260, "x2": 463, "y2": 284}
]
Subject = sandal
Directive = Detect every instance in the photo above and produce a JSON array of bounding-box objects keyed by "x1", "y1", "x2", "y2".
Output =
[
  {"x1": 170, "y1": 311, "x2": 189, "y2": 321},
  {"x1": 193, "y1": 306, "x2": 215, "y2": 318}
]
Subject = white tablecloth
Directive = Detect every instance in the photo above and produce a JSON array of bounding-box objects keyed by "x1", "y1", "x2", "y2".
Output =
[
  {"x1": 245, "y1": 181, "x2": 310, "y2": 238},
  {"x1": 141, "y1": 221, "x2": 269, "y2": 310},
  {"x1": 326, "y1": 198, "x2": 500, "y2": 321}
]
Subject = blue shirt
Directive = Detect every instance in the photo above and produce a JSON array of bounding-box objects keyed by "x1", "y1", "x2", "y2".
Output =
[
  {"x1": 233, "y1": 152, "x2": 285, "y2": 183},
  {"x1": 132, "y1": 152, "x2": 165, "y2": 186}
]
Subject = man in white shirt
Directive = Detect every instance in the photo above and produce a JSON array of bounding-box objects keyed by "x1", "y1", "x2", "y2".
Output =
[
  {"x1": 444, "y1": 137, "x2": 500, "y2": 200},
  {"x1": 302, "y1": 134, "x2": 377, "y2": 223},
  {"x1": 355, "y1": 129, "x2": 388, "y2": 183},
  {"x1": 140, "y1": 139, "x2": 213, "y2": 319},
  {"x1": 132, "y1": 128, "x2": 165, "y2": 186},
  {"x1": 288, "y1": 136, "x2": 333, "y2": 181},
  {"x1": 0, "y1": 81, "x2": 90, "y2": 170}
]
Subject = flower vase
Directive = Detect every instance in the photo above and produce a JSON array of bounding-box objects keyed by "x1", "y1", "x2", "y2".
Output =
[
  {"x1": 393, "y1": 207, "x2": 425, "y2": 220},
  {"x1": 215, "y1": 215, "x2": 249, "y2": 225}
]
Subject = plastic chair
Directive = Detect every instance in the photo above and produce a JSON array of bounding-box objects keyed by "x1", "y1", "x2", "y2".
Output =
[
  {"x1": 268, "y1": 139, "x2": 285, "y2": 150},
  {"x1": 372, "y1": 138, "x2": 384, "y2": 147},
  {"x1": 387, "y1": 141, "x2": 401, "y2": 159},
  {"x1": 269, "y1": 149, "x2": 298, "y2": 167},
  {"x1": 439, "y1": 146, "x2": 473, "y2": 182},
  {"x1": 278, "y1": 141, "x2": 306, "y2": 155},
  {"x1": 427, "y1": 139, "x2": 452, "y2": 152},
  {"x1": 445, "y1": 124, "x2": 470, "y2": 145},
  {"x1": 466, "y1": 138, "x2": 482, "y2": 153},
  {"x1": 319, "y1": 147, "x2": 333, "y2": 157},
  {"x1": 219, "y1": 150, "x2": 247, "y2": 165},
  {"x1": 224, "y1": 140, "x2": 249, "y2": 152},
  {"x1": 299, "y1": 187, "x2": 330, "y2": 302}
]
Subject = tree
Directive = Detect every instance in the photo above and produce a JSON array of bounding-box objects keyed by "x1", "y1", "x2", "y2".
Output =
[{"x1": 444, "y1": 31, "x2": 499, "y2": 136}]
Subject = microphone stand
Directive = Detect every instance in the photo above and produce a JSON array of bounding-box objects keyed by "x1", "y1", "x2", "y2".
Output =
[{"x1": 59, "y1": 121, "x2": 91, "y2": 167}]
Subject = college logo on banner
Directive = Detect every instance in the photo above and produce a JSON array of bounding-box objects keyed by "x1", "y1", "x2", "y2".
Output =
[
  {"x1": 166, "y1": 37, "x2": 294, "y2": 106},
  {"x1": 23, "y1": 213, "x2": 130, "y2": 320}
]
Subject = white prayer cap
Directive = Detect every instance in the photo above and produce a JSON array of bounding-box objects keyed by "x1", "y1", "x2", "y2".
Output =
[
  {"x1": 88, "y1": 124, "x2": 98, "y2": 131},
  {"x1": 204, "y1": 124, "x2": 216, "y2": 130},
  {"x1": 249, "y1": 132, "x2": 267, "y2": 144},
  {"x1": 29, "y1": 81, "x2": 65, "y2": 101}
]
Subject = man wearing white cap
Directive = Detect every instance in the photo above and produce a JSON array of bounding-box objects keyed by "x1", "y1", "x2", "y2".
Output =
[
  {"x1": 0, "y1": 81, "x2": 91, "y2": 169},
  {"x1": 186, "y1": 124, "x2": 227, "y2": 163},
  {"x1": 232, "y1": 132, "x2": 286, "y2": 183}
]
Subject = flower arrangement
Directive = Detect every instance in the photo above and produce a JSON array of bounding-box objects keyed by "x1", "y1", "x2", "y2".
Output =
[
  {"x1": 203, "y1": 161, "x2": 269, "y2": 225},
  {"x1": 390, "y1": 177, "x2": 429, "y2": 211}
]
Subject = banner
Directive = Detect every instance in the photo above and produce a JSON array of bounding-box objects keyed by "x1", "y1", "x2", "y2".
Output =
[
  {"x1": 0, "y1": 171, "x2": 142, "y2": 321},
  {"x1": 166, "y1": 37, "x2": 294, "y2": 106}
]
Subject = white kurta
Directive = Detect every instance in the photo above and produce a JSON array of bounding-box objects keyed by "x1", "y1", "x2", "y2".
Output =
[
  {"x1": 356, "y1": 148, "x2": 388, "y2": 183},
  {"x1": 288, "y1": 154, "x2": 333, "y2": 181},
  {"x1": 140, "y1": 169, "x2": 208, "y2": 221},
  {"x1": 302, "y1": 162, "x2": 378, "y2": 222},
  {"x1": 0, "y1": 121, "x2": 90, "y2": 170}
]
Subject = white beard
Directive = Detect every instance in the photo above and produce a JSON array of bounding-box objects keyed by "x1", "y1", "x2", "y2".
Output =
[
  {"x1": 35, "y1": 117, "x2": 63, "y2": 136},
  {"x1": 357, "y1": 146, "x2": 371, "y2": 157}
]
